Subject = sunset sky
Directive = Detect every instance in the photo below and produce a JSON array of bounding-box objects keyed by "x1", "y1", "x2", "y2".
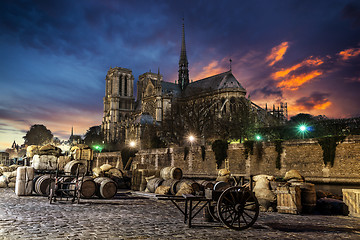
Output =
[{"x1": 1, "y1": 0, "x2": 360, "y2": 151}]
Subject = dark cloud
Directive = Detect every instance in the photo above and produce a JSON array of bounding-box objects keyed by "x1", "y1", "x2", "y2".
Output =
[
  {"x1": 342, "y1": 2, "x2": 360, "y2": 28},
  {"x1": 295, "y1": 92, "x2": 331, "y2": 110},
  {"x1": 251, "y1": 84, "x2": 283, "y2": 98}
]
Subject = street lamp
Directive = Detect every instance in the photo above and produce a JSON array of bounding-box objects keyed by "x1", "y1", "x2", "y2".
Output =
[
  {"x1": 298, "y1": 124, "x2": 308, "y2": 139},
  {"x1": 129, "y1": 141, "x2": 136, "y2": 148},
  {"x1": 93, "y1": 145, "x2": 103, "y2": 152},
  {"x1": 255, "y1": 135, "x2": 262, "y2": 141}
]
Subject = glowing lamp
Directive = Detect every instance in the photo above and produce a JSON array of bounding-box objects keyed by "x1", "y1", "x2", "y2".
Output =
[
  {"x1": 129, "y1": 141, "x2": 136, "y2": 148},
  {"x1": 299, "y1": 125, "x2": 307, "y2": 132},
  {"x1": 255, "y1": 135, "x2": 262, "y2": 141},
  {"x1": 93, "y1": 145, "x2": 103, "y2": 152}
]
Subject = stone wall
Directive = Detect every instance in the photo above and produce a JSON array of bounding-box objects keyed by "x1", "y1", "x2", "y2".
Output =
[{"x1": 96, "y1": 135, "x2": 360, "y2": 184}]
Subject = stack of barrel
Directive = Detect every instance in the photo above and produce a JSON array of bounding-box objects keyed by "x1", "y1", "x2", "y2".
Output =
[
  {"x1": 32, "y1": 174, "x2": 117, "y2": 199},
  {"x1": 145, "y1": 167, "x2": 216, "y2": 196},
  {"x1": 32, "y1": 162, "x2": 119, "y2": 199}
]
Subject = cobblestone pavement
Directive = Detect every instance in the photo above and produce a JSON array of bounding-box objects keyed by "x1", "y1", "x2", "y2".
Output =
[{"x1": 0, "y1": 188, "x2": 359, "y2": 240}]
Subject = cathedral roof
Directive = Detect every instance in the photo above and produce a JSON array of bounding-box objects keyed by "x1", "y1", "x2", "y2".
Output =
[
  {"x1": 161, "y1": 81, "x2": 181, "y2": 96},
  {"x1": 134, "y1": 113, "x2": 154, "y2": 125},
  {"x1": 183, "y1": 71, "x2": 246, "y2": 96}
]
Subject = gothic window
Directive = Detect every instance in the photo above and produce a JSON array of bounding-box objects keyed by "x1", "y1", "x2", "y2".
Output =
[
  {"x1": 221, "y1": 98, "x2": 226, "y2": 114},
  {"x1": 230, "y1": 97, "x2": 236, "y2": 113},
  {"x1": 124, "y1": 75, "x2": 128, "y2": 96},
  {"x1": 119, "y1": 75, "x2": 122, "y2": 95}
]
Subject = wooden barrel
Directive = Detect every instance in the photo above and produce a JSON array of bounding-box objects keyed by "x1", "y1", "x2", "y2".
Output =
[
  {"x1": 34, "y1": 175, "x2": 54, "y2": 196},
  {"x1": 70, "y1": 176, "x2": 96, "y2": 198},
  {"x1": 64, "y1": 160, "x2": 87, "y2": 175},
  {"x1": 147, "y1": 178, "x2": 164, "y2": 193},
  {"x1": 176, "y1": 179, "x2": 201, "y2": 193},
  {"x1": 291, "y1": 182, "x2": 316, "y2": 213},
  {"x1": 161, "y1": 179, "x2": 180, "y2": 195},
  {"x1": 58, "y1": 176, "x2": 74, "y2": 196},
  {"x1": 94, "y1": 177, "x2": 117, "y2": 199},
  {"x1": 196, "y1": 180, "x2": 215, "y2": 191},
  {"x1": 160, "y1": 167, "x2": 183, "y2": 180}
]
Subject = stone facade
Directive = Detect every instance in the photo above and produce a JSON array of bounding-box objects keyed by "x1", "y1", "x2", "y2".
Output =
[
  {"x1": 96, "y1": 135, "x2": 360, "y2": 184},
  {"x1": 102, "y1": 67, "x2": 135, "y2": 143}
]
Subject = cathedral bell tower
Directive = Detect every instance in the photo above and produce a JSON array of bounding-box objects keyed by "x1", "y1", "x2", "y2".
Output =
[
  {"x1": 101, "y1": 67, "x2": 135, "y2": 143},
  {"x1": 178, "y1": 19, "x2": 189, "y2": 91}
]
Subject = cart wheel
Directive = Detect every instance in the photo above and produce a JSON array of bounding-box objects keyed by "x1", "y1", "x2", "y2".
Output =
[
  {"x1": 217, "y1": 186, "x2": 259, "y2": 230},
  {"x1": 207, "y1": 203, "x2": 220, "y2": 222}
]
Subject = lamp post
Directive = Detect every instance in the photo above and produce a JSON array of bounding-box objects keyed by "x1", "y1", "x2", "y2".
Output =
[
  {"x1": 129, "y1": 140, "x2": 136, "y2": 148},
  {"x1": 298, "y1": 124, "x2": 308, "y2": 139}
]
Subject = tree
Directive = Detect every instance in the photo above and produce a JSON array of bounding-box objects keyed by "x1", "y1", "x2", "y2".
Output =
[
  {"x1": 161, "y1": 97, "x2": 217, "y2": 145},
  {"x1": 84, "y1": 126, "x2": 103, "y2": 147},
  {"x1": 214, "y1": 97, "x2": 255, "y2": 141},
  {"x1": 23, "y1": 124, "x2": 53, "y2": 146}
]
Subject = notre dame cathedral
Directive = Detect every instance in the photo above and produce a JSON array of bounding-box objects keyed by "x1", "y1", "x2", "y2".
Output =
[{"x1": 101, "y1": 23, "x2": 287, "y2": 148}]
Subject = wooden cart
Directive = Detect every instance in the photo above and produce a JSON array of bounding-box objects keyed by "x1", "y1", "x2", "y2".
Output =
[
  {"x1": 157, "y1": 176, "x2": 260, "y2": 230},
  {"x1": 49, "y1": 167, "x2": 83, "y2": 204}
]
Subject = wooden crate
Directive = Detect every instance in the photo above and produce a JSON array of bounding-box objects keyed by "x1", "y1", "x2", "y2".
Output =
[
  {"x1": 276, "y1": 186, "x2": 302, "y2": 214},
  {"x1": 131, "y1": 169, "x2": 160, "y2": 191},
  {"x1": 342, "y1": 189, "x2": 360, "y2": 218},
  {"x1": 75, "y1": 149, "x2": 93, "y2": 161}
]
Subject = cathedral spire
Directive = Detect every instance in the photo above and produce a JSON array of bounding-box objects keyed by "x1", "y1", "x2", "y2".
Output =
[{"x1": 178, "y1": 18, "x2": 189, "y2": 91}]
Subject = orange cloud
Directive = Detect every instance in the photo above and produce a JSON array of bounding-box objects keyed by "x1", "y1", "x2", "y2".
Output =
[
  {"x1": 277, "y1": 70, "x2": 323, "y2": 91},
  {"x1": 288, "y1": 92, "x2": 332, "y2": 114},
  {"x1": 314, "y1": 101, "x2": 332, "y2": 110},
  {"x1": 288, "y1": 101, "x2": 332, "y2": 112},
  {"x1": 339, "y1": 47, "x2": 360, "y2": 60},
  {"x1": 191, "y1": 60, "x2": 227, "y2": 80},
  {"x1": 272, "y1": 57, "x2": 323, "y2": 80},
  {"x1": 266, "y1": 42, "x2": 289, "y2": 66}
]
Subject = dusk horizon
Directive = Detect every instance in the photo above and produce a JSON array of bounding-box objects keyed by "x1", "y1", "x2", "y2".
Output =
[{"x1": 1, "y1": 0, "x2": 360, "y2": 151}]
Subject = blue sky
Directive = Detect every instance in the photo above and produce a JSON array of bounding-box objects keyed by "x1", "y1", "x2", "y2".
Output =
[{"x1": 1, "y1": 0, "x2": 360, "y2": 150}]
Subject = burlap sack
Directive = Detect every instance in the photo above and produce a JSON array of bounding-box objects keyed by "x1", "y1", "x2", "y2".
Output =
[
  {"x1": 0, "y1": 175, "x2": 8, "y2": 185},
  {"x1": 0, "y1": 166, "x2": 10, "y2": 172},
  {"x1": 2, "y1": 171, "x2": 17, "y2": 179},
  {"x1": 155, "y1": 186, "x2": 170, "y2": 195},
  {"x1": 100, "y1": 164, "x2": 113, "y2": 172},
  {"x1": 27, "y1": 145, "x2": 40, "y2": 158},
  {"x1": 8, "y1": 165, "x2": 21, "y2": 172},
  {"x1": 175, "y1": 182, "x2": 193, "y2": 196},
  {"x1": 218, "y1": 168, "x2": 230, "y2": 176},
  {"x1": 92, "y1": 167, "x2": 104, "y2": 178},
  {"x1": 106, "y1": 168, "x2": 123, "y2": 178},
  {"x1": 284, "y1": 170, "x2": 304, "y2": 181}
]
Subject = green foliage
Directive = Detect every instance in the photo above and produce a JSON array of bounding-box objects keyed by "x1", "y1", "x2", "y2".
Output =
[
  {"x1": 84, "y1": 125, "x2": 103, "y2": 147},
  {"x1": 243, "y1": 140, "x2": 254, "y2": 159},
  {"x1": 317, "y1": 136, "x2": 346, "y2": 167},
  {"x1": 257, "y1": 115, "x2": 360, "y2": 141},
  {"x1": 211, "y1": 140, "x2": 228, "y2": 168},
  {"x1": 23, "y1": 124, "x2": 53, "y2": 145},
  {"x1": 274, "y1": 140, "x2": 283, "y2": 169}
]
